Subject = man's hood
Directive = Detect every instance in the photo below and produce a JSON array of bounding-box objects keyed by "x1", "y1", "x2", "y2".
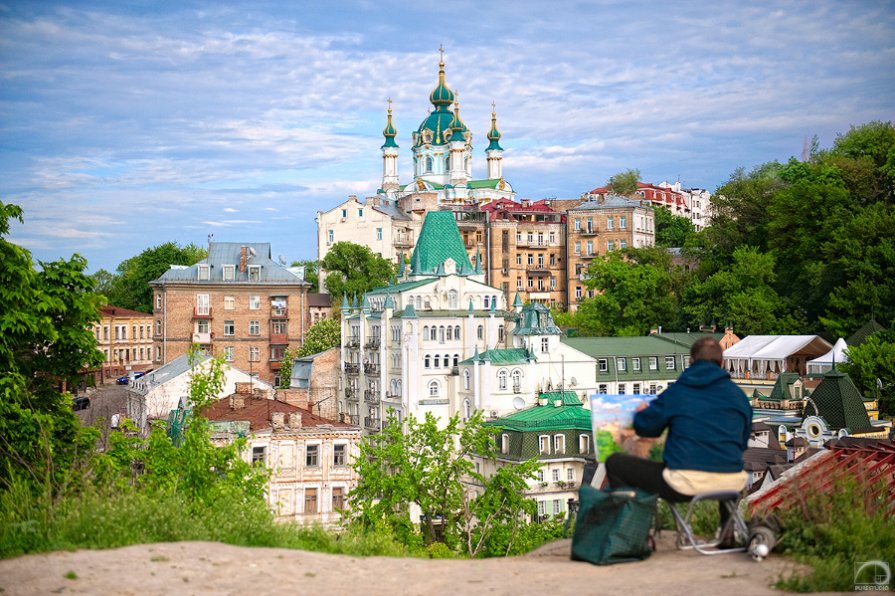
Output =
[{"x1": 675, "y1": 360, "x2": 730, "y2": 387}]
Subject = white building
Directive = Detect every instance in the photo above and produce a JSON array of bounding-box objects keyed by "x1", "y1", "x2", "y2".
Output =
[{"x1": 657, "y1": 180, "x2": 713, "y2": 231}]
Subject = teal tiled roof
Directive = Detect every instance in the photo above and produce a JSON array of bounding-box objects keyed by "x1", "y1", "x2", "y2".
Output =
[
  {"x1": 810, "y1": 369, "x2": 874, "y2": 433},
  {"x1": 486, "y1": 392, "x2": 591, "y2": 432},
  {"x1": 461, "y1": 348, "x2": 532, "y2": 365},
  {"x1": 366, "y1": 277, "x2": 439, "y2": 296},
  {"x1": 410, "y1": 211, "x2": 473, "y2": 276},
  {"x1": 513, "y1": 302, "x2": 562, "y2": 336},
  {"x1": 467, "y1": 178, "x2": 502, "y2": 189}
]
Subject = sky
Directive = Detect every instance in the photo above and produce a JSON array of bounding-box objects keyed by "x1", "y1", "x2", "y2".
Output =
[{"x1": 2, "y1": 0, "x2": 894, "y2": 273}]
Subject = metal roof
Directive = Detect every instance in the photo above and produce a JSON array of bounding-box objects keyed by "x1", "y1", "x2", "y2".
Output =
[{"x1": 152, "y1": 242, "x2": 306, "y2": 285}]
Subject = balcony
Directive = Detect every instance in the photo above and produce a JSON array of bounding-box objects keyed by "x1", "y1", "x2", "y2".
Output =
[
  {"x1": 192, "y1": 307, "x2": 213, "y2": 319},
  {"x1": 364, "y1": 338, "x2": 381, "y2": 350},
  {"x1": 345, "y1": 387, "x2": 358, "y2": 400},
  {"x1": 364, "y1": 416, "x2": 381, "y2": 430},
  {"x1": 192, "y1": 332, "x2": 211, "y2": 344},
  {"x1": 344, "y1": 362, "x2": 359, "y2": 375},
  {"x1": 270, "y1": 307, "x2": 288, "y2": 319},
  {"x1": 579, "y1": 228, "x2": 598, "y2": 236},
  {"x1": 346, "y1": 338, "x2": 360, "y2": 349},
  {"x1": 270, "y1": 333, "x2": 288, "y2": 344},
  {"x1": 579, "y1": 252, "x2": 596, "y2": 260},
  {"x1": 384, "y1": 392, "x2": 401, "y2": 401},
  {"x1": 349, "y1": 414, "x2": 359, "y2": 425},
  {"x1": 526, "y1": 265, "x2": 550, "y2": 275},
  {"x1": 393, "y1": 236, "x2": 413, "y2": 248},
  {"x1": 364, "y1": 363, "x2": 380, "y2": 375},
  {"x1": 270, "y1": 360, "x2": 282, "y2": 371},
  {"x1": 364, "y1": 390, "x2": 379, "y2": 403}
]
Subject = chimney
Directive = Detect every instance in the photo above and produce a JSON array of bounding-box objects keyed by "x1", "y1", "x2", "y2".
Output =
[
  {"x1": 230, "y1": 394, "x2": 245, "y2": 410},
  {"x1": 235, "y1": 382, "x2": 253, "y2": 395},
  {"x1": 271, "y1": 411, "x2": 285, "y2": 431},
  {"x1": 239, "y1": 246, "x2": 248, "y2": 272},
  {"x1": 538, "y1": 396, "x2": 548, "y2": 407},
  {"x1": 288, "y1": 412, "x2": 303, "y2": 429}
]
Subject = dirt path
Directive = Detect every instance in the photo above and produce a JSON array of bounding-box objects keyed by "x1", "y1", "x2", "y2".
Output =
[{"x1": 0, "y1": 535, "x2": 834, "y2": 596}]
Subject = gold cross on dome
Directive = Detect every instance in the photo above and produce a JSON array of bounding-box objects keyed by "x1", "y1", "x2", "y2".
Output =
[{"x1": 439, "y1": 44, "x2": 444, "y2": 61}]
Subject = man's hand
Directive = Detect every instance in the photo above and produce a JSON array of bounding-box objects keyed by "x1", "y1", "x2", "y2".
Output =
[{"x1": 635, "y1": 400, "x2": 650, "y2": 413}]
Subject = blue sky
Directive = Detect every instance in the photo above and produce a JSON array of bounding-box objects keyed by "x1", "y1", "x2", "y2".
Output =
[{"x1": 2, "y1": 0, "x2": 893, "y2": 272}]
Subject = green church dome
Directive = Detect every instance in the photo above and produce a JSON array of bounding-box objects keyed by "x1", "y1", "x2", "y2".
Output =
[
  {"x1": 486, "y1": 103, "x2": 503, "y2": 151},
  {"x1": 381, "y1": 99, "x2": 398, "y2": 149}
]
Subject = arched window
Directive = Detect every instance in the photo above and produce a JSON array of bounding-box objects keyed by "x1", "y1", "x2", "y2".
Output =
[
  {"x1": 511, "y1": 369, "x2": 522, "y2": 392},
  {"x1": 446, "y1": 326, "x2": 453, "y2": 341},
  {"x1": 444, "y1": 155, "x2": 450, "y2": 172},
  {"x1": 484, "y1": 296, "x2": 490, "y2": 309},
  {"x1": 430, "y1": 326, "x2": 437, "y2": 341},
  {"x1": 498, "y1": 369, "x2": 508, "y2": 390},
  {"x1": 453, "y1": 354, "x2": 459, "y2": 366},
  {"x1": 434, "y1": 354, "x2": 440, "y2": 368},
  {"x1": 498, "y1": 325, "x2": 505, "y2": 342},
  {"x1": 463, "y1": 399, "x2": 472, "y2": 421},
  {"x1": 439, "y1": 326, "x2": 445, "y2": 343},
  {"x1": 448, "y1": 290, "x2": 459, "y2": 309},
  {"x1": 422, "y1": 326, "x2": 429, "y2": 340},
  {"x1": 455, "y1": 325, "x2": 461, "y2": 338},
  {"x1": 424, "y1": 297, "x2": 431, "y2": 310},
  {"x1": 424, "y1": 355, "x2": 430, "y2": 368},
  {"x1": 425, "y1": 155, "x2": 433, "y2": 172},
  {"x1": 428, "y1": 380, "x2": 439, "y2": 397},
  {"x1": 477, "y1": 325, "x2": 484, "y2": 340},
  {"x1": 492, "y1": 295, "x2": 498, "y2": 308},
  {"x1": 463, "y1": 369, "x2": 470, "y2": 390},
  {"x1": 415, "y1": 296, "x2": 422, "y2": 309}
]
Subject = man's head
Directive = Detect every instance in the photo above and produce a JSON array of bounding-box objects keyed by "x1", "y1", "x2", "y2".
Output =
[{"x1": 690, "y1": 336, "x2": 724, "y2": 367}]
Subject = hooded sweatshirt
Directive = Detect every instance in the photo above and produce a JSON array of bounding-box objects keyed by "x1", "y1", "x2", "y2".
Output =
[{"x1": 633, "y1": 360, "x2": 752, "y2": 473}]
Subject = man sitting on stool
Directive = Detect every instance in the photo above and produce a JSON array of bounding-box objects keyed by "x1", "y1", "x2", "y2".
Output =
[{"x1": 605, "y1": 336, "x2": 751, "y2": 545}]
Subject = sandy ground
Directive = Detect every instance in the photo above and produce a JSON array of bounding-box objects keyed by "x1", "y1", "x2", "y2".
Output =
[{"x1": 0, "y1": 534, "x2": 839, "y2": 596}]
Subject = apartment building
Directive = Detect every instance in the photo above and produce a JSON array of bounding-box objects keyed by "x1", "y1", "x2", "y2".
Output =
[
  {"x1": 93, "y1": 305, "x2": 154, "y2": 381},
  {"x1": 565, "y1": 195, "x2": 655, "y2": 310},
  {"x1": 150, "y1": 242, "x2": 310, "y2": 386}
]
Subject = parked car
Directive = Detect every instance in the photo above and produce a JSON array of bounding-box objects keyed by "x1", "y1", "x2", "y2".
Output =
[
  {"x1": 72, "y1": 395, "x2": 90, "y2": 411},
  {"x1": 115, "y1": 371, "x2": 147, "y2": 385}
]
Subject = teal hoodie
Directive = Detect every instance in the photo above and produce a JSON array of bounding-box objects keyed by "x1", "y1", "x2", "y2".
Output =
[{"x1": 633, "y1": 360, "x2": 752, "y2": 473}]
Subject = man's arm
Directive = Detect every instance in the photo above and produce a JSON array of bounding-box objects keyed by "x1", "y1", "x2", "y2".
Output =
[{"x1": 633, "y1": 393, "x2": 671, "y2": 438}]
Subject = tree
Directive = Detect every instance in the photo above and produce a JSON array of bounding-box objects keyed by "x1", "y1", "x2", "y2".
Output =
[
  {"x1": 841, "y1": 332, "x2": 895, "y2": 417},
  {"x1": 290, "y1": 259, "x2": 319, "y2": 290},
  {"x1": 607, "y1": 168, "x2": 640, "y2": 196},
  {"x1": 109, "y1": 242, "x2": 206, "y2": 312},
  {"x1": 298, "y1": 318, "x2": 340, "y2": 357},
  {"x1": 0, "y1": 201, "x2": 104, "y2": 490},
  {"x1": 653, "y1": 206, "x2": 696, "y2": 248},
  {"x1": 322, "y1": 242, "x2": 395, "y2": 305},
  {"x1": 348, "y1": 411, "x2": 538, "y2": 555}
]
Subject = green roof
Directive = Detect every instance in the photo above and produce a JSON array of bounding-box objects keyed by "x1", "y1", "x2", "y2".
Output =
[
  {"x1": 562, "y1": 335, "x2": 691, "y2": 357},
  {"x1": 809, "y1": 369, "x2": 874, "y2": 433},
  {"x1": 653, "y1": 332, "x2": 725, "y2": 349},
  {"x1": 410, "y1": 211, "x2": 474, "y2": 276},
  {"x1": 768, "y1": 373, "x2": 803, "y2": 401},
  {"x1": 847, "y1": 319, "x2": 885, "y2": 347},
  {"x1": 467, "y1": 178, "x2": 502, "y2": 189},
  {"x1": 486, "y1": 392, "x2": 590, "y2": 432},
  {"x1": 461, "y1": 348, "x2": 532, "y2": 365},
  {"x1": 513, "y1": 302, "x2": 562, "y2": 336},
  {"x1": 366, "y1": 277, "x2": 438, "y2": 296}
]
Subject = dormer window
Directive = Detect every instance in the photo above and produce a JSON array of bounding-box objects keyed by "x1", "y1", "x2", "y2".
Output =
[
  {"x1": 197, "y1": 264, "x2": 210, "y2": 281},
  {"x1": 222, "y1": 265, "x2": 235, "y2": 281},
  {"x1": 248, "y1": 265, "x2": 261, "y2": 281}
]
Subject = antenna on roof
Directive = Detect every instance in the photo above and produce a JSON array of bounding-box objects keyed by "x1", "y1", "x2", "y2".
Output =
[{"x1": 207, "y1": 233, "x2": 214, "y2": 250}]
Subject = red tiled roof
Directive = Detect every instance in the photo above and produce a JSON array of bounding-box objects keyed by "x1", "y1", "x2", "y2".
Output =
[
  {"x1": 101, "y1": 305, "x2": 151, "y2": 318},
  {"x1": 203, "y1": 396, "x2": 352, "y2": 431}
]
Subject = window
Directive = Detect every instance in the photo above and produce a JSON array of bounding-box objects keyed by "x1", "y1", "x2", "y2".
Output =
[
  {"x1": 607, "y1": 216, "x2": 614, "y2": 230},
  {"x1": 598, "y1": 384, "x2": 608, "y2": 394},
  {"x1": 539, "y1": 435, "x2": 550, "y2": 455},
  {"x1": 251, "y1": 446, "x2": 266, "y2": 465},
  {"x1": 271, "y1": 345, "x2": 286, "y2": 361},
  {"x1": 649, "y1": 383, "x2": 658, "y2": 395},
  {"x1": 665, "y1": 356, "x2": 676, "y2": 370},
  {"x1": 516, "y1": 254, "x2": 522, "y2": 266},
  {"x1": 155, "y1": 294, "x2": 162, "y2": 309},
  {"x1": 554, "y1": 434, "x2": 565, "y2": 454},
  {"x1": 272, "y1": 320, "x2": 287, "y2": 335},
  {"x1": 223, "y1": 346, "x2": 234, "y2": 361},
  {"x1": 511, "y1": 369, "x2": 522, "y2": 392},
  {"x1": 598, "y1": 358, "x2": 608, "y2": 373},
  {"x1": 358, "y1": 208, "x2": 363, "y2": 217},
  {"x1": 430, "y1": 326, "x2": 437, "y2": 341},
  {"x1": 376, "y1": 227, "x2": 382, "y2": 240},
  {"x1": 574, "y1": 241, "x2": 581, "y2": 255},
  {"x1": 224, "y1": 320, "x2": 235, "y2": 336},
  {"x1": 501, "y1": 433, "x2": 509, "y2": 454},
  {"x1": 434, "y1": 354, "x2": 440, "y2": 368},
  {"x1": 333, "y1": 444, "x2": 346, "y2": 466},
  {"x1": 586, "y1": 240, "x2": 593, "y2": 255},
  {"x1": 155, "y1": 346, "x2": 161, "y2": 360},
  {"x1": 198, "y1": 264, "x2": 210, "y2": 280},
  {"x1": 527, "y1": 254, "x2": 534, "y2": 265},
  {"x1": 499, "y1": 325, "x2": 505, "y2": 343},
  {"x1": 249, "y1": 320, "x2": 260, "y2": 335},
  {"x1": 619, "y1": 240, "x2": 627, "y2": 249},
  {"x1": 428, "y1": 380, "x2": 439, "y2": 397},
  {"x1": 328, "y1": 229, "x2": 334, "y2": 244},
  {"x1": 249, "y1": 295, "x2": 261, "y2": 310},
  {"x1": 553, "y1": 499, "x2": 562, "y2": 515},
  {"x1": 578, "y1": 435, "x2": 590, "y2": 454},
  {"x1": 249, "y1": 347, "x2": 260, "y2": 362},
  {"x1": 574, "y1": 218, "x2": 581, "y2": 231},
  {"x1": 424, "y1": 355, "x2": 430, "y2": 368},
  {"x1": 620, "y1": 215, "x2": 627, "y2": 230},
  {"x1": 332, "y1": 487, "x2": 344, "y2": 511},
  {"x1": 607, "y1": 240, "x2": 615, "y2": 251},
  {"x1": 463, "y1": 370, "x2": 470, "y2": 390},
  {"x1": 305, "y1": 488, "x2": 318, "y2": 513},
  {"x1": 454, "y1": 325, "x2": 461, "y2": 339},
  {"x1": 618, "y1": 383, "x2": 626, "y2": 395},
  {"x1": 567, "y1": 468, "x2": 575, "y2": 481},
  {"x1": 248, "y1": 265, "x2": 260, "y2": 281},
  {"x1": 537, "y1": 469, "x2": 545, "y2": 483},
  {"x1": 498, "y1": 369, "x2": 508, "y2": 390},
  {"x1": 477, "y1": 325, "x2": 483, "y2": 339},
  {"x1": 632, "y1": 357, "x2": 641, "y2": 371},
  {"x1": 196, "y1": 320, "x2": 209, "y2": 334},
  {"x1": 425, "y1": 156, "x2": 433, "y2": 172},
  {"x1": 306, "y1": 445, "x2": 319, "y2": 467},
  {"x1": 196, "y1": 294, "x2": 210, "y2": 315},
  {"x1": 649, "y1": 357, "x2": 658, "y2": 371},
  {"x1": 552, "y1": 469, "x2": 560, "y2": 482},
  {"x1": 549, "y1": 232, "x2": 556, "y2": 244},
  {"x1": 575, "y1": 286, "x2": 582, "y2": 299},
  {"x1": 222, "y1": 264, "x2": 235, "y2": 280},
  {"x1": 341, "y1": 209, "x2": 347, "y2": 218},
  {"x1": 541, "y1": 337, "x2": 549, "y2": 353},
  {"x1": 448, "y1": 290, "x2": 458, "y2": 309},
  {"x1": 483, "y1": 296, "x2": 489, "y2": 309},
  {"x1": 538, "y1": 501, "x2": 547, "y2": 517},
  {"x1": 617, "y1": 358, "x2": 627, "y2": 372},
  {"x1": 633, "y1": 383, "x2": 641, "y2": 395}
]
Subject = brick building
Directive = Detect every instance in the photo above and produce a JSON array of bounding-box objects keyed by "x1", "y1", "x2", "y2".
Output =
[
  {"x1": 92, "y1": 305, "x2": 155, "y2": 382},
  {"x1": 565, "y1": 195, "x2": 655, "y2": 310},
  {"x1": 150, "y1": 242, "x2": 311, "y2": 386}
]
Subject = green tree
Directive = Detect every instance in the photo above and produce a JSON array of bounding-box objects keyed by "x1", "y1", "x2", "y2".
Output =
[
  {"x1": 110, "y1": 242, "x2": 206, "y2": 312},
  {"x1": 841, "y1": 332, "x2": 895, "y2": 417},
  {"x1": 607, "y1": 168, "x2": 640, "y2": 196},
  {"x1": 290, "y1": 259, "x2": 319, "y2": 290},
  {"x1": 298, "y1": 318, "x2": 341, "y2": 357},
  {"x1": 653, "y1": 206, "x2": 696, "y2": 248},
  {"x1": 348, "y1": 411, "x2": 537, "y2": 555},
  {"x1": 0, "y1": 201, "x2": 104, "y2": 491},
  {"x1": 322, "y1": 242, "x2": 394, "y2": 305}
]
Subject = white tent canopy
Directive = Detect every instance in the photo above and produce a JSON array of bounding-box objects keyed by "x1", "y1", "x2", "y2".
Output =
[
  {"x1": 806, "y1": 338, "x2": 849, "y2": 374},
  {"x1": 723, "y1": 335, "x2": 832, "y2": 378}
]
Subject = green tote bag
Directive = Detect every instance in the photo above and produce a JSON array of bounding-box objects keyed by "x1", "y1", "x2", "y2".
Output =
[{"x1": 571, "y1": 484, "x2": 657, "y2": 565}]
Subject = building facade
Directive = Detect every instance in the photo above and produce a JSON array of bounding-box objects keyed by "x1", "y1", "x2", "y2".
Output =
[
  {"x1": 93, "y1": 305, "x2": 155, "y2": 381},
  {"x1": 565, "y1": 195, "x2": 655, "y2": 310},
  {"x1": 150, "y1": 242, "x2": 310, "y2": 386}
]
